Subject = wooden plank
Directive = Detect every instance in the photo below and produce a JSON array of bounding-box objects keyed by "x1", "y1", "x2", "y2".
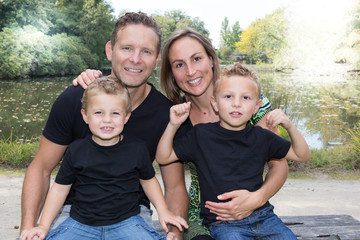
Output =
[
  {"x1": 281, "y1": 215, "x2": 360, "y2": 227},
  {"x1": 281, "y1": 215, "x2": 360, "y2": 240}
]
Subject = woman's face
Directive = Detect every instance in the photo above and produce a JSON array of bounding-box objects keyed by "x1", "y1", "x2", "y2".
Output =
[{"x1": 168, "y1": 37, "x2": 214, "y2": 97}]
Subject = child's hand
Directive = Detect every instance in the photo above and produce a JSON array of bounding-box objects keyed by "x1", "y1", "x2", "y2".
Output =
[
  {"x1": 158, "y1": 210, "x2": 188, "y2": 233},
  {"x1": 266, "y1": 109, "x2": 293, "y2": 130},
  {"x1": 20, "y1": 227, "x2": 48, "y2": 240},
  {"x1": 169, "y1": 102, "x2": 191, "y2": 127}
]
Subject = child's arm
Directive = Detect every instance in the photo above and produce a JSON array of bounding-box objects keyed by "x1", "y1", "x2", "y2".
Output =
[
  {"x1": 20, "y1": 183, "x2": 71, "y2": 240},
  {"x1": 266, "y1": 109, "x2": 311, "y2": 162},
  {"x1": 140, "y1": 177, "x2": 188, "y2": 233},
  {"x1": 156, "y1": 102, "x2": 191, "y2": 165}
]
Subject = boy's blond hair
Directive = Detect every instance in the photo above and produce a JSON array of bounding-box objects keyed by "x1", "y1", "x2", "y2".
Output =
[
  {"x1": 81, "y1": 76, "x2": 131, "y2": 113},
  {"x1": 214, "y1": 63, "x2": 261, "y2": 100}
]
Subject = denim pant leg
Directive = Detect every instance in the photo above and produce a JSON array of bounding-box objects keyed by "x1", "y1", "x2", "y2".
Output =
[
  {"x1": 209, "y1": 217, "x2": 255, "y2": 240},
  {"x1": 45, "y1": 217, "x2": 101, "y2": 240},
  {"x1": 255, "y1": 205, "x2": 297, "y2": 240},
  {"x1": 104, "y1": 215, "x2": 164, "y2": 240},
  {"x1": 209, "y1": 205, "x2": 297, "y2": 240},
  {"x1": 139, "y1": 204, "x2": 154, "y2": 228}
]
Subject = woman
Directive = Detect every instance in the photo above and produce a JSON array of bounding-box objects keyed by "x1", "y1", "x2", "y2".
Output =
[{"x1": 160, "y1": 28, "x2": 288, "y2": 240}]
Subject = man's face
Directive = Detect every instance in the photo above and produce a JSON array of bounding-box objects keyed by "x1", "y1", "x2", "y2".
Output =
[{"x1": 106, "y1": 24, "x2": 160, "y2": 89}]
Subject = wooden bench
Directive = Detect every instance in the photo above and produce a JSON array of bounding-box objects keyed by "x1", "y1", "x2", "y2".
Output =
[
  {"x1": 154, "y1": 215, "x2": 360, "y2": 239},
  {"x1": 281, "y1": 215, "x2": 360, "y2": 240}
]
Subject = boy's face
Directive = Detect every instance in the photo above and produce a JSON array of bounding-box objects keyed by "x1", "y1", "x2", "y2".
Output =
[
  {"x1": 211, "y1": 76, "x2": 262, "y2": 131},
  {"x1": 106, "y1": 24, "x2": 160, "y2": 89},
  {"x1": 81, "y1": 93, "x2": 131, "y2": 146}
]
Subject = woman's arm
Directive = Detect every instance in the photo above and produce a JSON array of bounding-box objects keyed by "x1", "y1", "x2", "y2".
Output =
[
  {"x1": 160, "y1": 162, "x2": 189, "y2": 239},
  {"x1": 140, "y1": 177, "x2": 188, "y2": 233}
]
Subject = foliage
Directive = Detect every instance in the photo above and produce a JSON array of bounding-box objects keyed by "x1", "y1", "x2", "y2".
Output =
[
  {"x1": 236, "y1": 8, "x2": 288, "y2": 64},
  {"x1": 0, "y1": 0, "x2": 55, "y2": 32},
  {"x1": 0, "y1": 0, "x2": 114, "y2": 78},
  {"x1": 152, "y1": 10, "x2": 209, "y2": 47},
  {"x1": 0, "y1": 133, "x2": 39, "y2": 168},
  {"x1": 347, "y1": 121, "x2": 360, "y2": 168},
  {"x1": 45, "y1": 0, "x2": 115, "y2": 66},
  {"x1": 220, "y1": 17, "x2": 241, "y2": 51},
  {"x1": 0, "y1": 26, "x2": 98, "y2": 78}
]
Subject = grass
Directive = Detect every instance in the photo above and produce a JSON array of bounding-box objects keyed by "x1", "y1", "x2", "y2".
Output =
[{"x1": 0, "y1": 133, "x2": 39, "y2": 168}]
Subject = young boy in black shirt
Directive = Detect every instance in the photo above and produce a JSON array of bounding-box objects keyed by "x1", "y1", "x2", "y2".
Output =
[
  {"x1": 156, "y1": 63, "x2": 310, "y2": 240},
  {"x1": 21, "y1": 77, "x2": 187, "y2": 240}
]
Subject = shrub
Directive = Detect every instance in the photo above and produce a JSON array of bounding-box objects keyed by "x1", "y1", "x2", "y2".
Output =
[
  {"x1": 0, "y1": 133, "x2": 39, "y2": 168},
  {"x1": 0, "y1": 26, "x2": 98, "y2": 78}
]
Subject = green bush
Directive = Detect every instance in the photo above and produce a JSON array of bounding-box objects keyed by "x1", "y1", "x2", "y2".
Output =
[
  {"x1": 0, "y1": 26, "x2": 98, "y2": 78},
  {"x1": 347, "y1": 121, "x2": 360, "y2": 169},
  {"x1": 0, "y1": 134, "x2": 39, "y2": 168}
]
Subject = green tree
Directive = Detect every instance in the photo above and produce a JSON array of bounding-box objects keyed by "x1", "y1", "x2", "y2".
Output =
[
  {"x1": 220, "y1": 17, "x2": 231, "y2": 48},
  {"x1": 0, "y1": 0, "x2": 55, "y2": 32},
  {"x1": 230, "y1": 21, "x2": 242, "y2": 51},
  {"x1": 79, "y1": 0, "x2": 115, "y2": 65},
  {"x1": 0, "y1": 26, "x2": 97, "y2": 78},
  {"x1": 220, "y1": 17, "x2": 241, "y2": 51},
  {"x1": 236, "y1": 8, "x2": 288, "y2": 64},
  {"x1": 152, "y1": 10, "x2": 209, "y2": 46}
]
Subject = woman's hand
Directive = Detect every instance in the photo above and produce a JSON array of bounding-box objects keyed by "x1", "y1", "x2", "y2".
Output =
[
  {"x1": 72, "y1": 69, "x2": 102, "y2": 89},
  {"x1": 205, "y1": 189, "x2": 263, "y2": 221}
]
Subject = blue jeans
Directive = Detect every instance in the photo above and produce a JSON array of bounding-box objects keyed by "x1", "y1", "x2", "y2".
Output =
[
  {"x1": 45, "y1": 215, "x2": 165, "y2": 240},
  {"x1": 208, "y1": 204, "x2": 297, "y2": 240},
  {"x1": 51, "y1": 204, "x2": 154, "y2": 229}
]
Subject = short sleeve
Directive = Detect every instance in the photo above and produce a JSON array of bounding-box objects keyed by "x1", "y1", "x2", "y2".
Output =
[{"x1": 55, "y1": 147, "x2": 76, "y2": 185}]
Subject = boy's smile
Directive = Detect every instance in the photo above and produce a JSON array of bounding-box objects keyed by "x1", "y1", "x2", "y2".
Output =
[{"x1": 81, "y1": 93, "x2": 130, "y2": 146}]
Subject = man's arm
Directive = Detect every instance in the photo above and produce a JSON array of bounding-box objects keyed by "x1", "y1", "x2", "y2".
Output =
[
  {"x1": 72, "y1": 69, "x2": 102, "y2": 89},
  {"x1": 20, "y1": 183, "x2": 71, "y2": 240},
  {"x1": 20, "y1": 136, "x2": 67, "y2": 233}
]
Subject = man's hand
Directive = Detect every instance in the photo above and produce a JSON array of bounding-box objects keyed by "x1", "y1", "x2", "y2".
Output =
[{"x1": 72, "y1": 69, "x2": 102, "y2": 89}]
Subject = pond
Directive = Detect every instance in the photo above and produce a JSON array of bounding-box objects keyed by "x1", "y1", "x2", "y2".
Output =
[{"x1": 1, "y1": 66, "x2": 359, "y2": 149}]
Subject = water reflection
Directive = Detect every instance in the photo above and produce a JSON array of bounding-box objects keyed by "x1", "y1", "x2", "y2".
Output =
[
  {"x1": 0, "y1": 77, "x2": 73, "y2": 141},
  {"x1": 0, "y1": 69, "x2": 359, "y2": 150},
  {"x1": 257, "y1": 68, "x2": 360, "y2": 149}
]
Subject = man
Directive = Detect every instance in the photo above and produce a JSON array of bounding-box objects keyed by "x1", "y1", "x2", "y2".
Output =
[{"x1": 20, "y1": 12, "x2": 188, "y2": 240}]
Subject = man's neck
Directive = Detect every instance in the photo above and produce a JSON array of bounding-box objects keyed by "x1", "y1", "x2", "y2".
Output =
[{"x1": 128, "y1": 83, "x2": 151, "y2": 111}]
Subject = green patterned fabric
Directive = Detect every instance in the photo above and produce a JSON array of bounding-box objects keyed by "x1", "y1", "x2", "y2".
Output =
[
  {"x1": 249, "y1": 94, "x2": 272, "y2": 125},
  {"x1": 183, "y1": 94, "x2": 272, "y2": 239}
]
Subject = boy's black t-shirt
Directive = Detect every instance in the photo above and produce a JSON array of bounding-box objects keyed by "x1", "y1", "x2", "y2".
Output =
[
  {"x1": 173, "y1": 122, "x2": 291, "y2": 225},
  {"x1": 56, "y1": 135, "x2": 155, "y2": 226},
  {"x1": 43, "y1": 83, "x2": 173, "y2": 208}
]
